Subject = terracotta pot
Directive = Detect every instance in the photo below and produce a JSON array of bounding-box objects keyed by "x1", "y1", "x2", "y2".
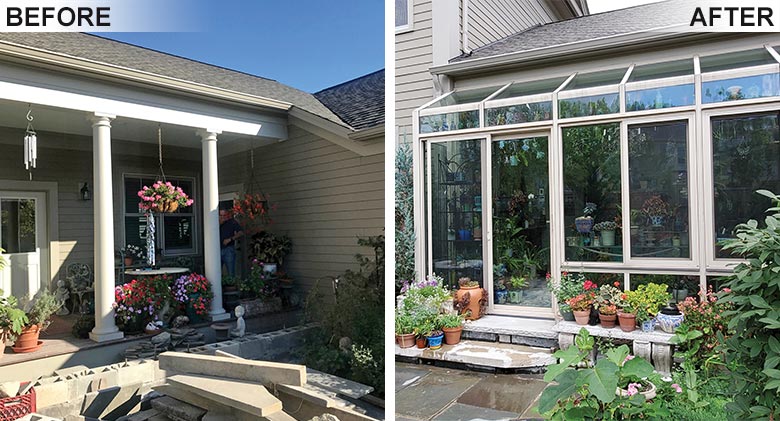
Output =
[
  {"x1": 13, "y1": 324, "x2": 41, "y2": 350},
  {"x1": 455, "y1": 285, "x2": 484, "y2": 320},
  {"x1": 124, "y1": 256, "x2": 134, "y2": 266},
  {"x1": 618, "y1": 312, "x2": 637, "y2": 332},
  {"x1": 573, "y1": 309, "x2": 590, "y2": 325},
  {"x1": 416, "y1": 337, "x2": 426, "y2": 349},
  {"x1": 442, "y1": 326, "x2": 463, "y2": 345},
  {"x1": 397, "y1": 333, "x2": 415, "y2": 348},
  {"x1": 599, "y1": 313, "x2": 617, "y2": 328}
]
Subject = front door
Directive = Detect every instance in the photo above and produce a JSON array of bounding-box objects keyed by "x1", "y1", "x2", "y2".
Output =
[{"x1": 0, "y1": 191, "x2": 48, "y2": 298}]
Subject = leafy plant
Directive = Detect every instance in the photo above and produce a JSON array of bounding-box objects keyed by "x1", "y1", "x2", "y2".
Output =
[
  {"x1": 671, "y1": 288, "x2": 732, "y2": 371},
  {"x1": 250, "y1": 231, "x2": 292, "y2": 266},
  {"x1": 395, "y1": 143, "x2": 416, "y2": 290},
  {"x1": 25, "y1": 289, "x2": 62, "y2": 330},
  {"x1": 547, "y1": 271, "x2": 586, "y2": 306},
  {"x1": 438, "y1": 312, "x2": 464, "y2": 329},
  {"x1": 0, "y1": 290, "x2": 28, "y2": 339},
  {"x1": 508, "y1": 275, "x2": 528, "y2": 290},
  {"x1": 395, "y1": 312, "x2": 415, "y2": 335},
  {"x1": 0, "y1": 248, "x2": 5, "y2": 270},
  {"x1": 623, "y1": 283, "x2": 670, "y2": 322},
  {"x1": 718, "y1": 190, "x2": 780, "y2": 420}
]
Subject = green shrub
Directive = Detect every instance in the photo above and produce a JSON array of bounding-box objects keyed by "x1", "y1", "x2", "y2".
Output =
[{"x1": 395, "y1": 143, "x2": 416, "y2": 290}]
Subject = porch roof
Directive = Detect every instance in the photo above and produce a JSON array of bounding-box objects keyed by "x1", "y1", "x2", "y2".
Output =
[{"x1": 0, "y1": 33, "x2": 347, "y2": 129}]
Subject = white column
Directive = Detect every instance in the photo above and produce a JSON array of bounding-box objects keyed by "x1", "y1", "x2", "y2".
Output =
[
  {"x1": 198, "y1": 130, "x2": 229, "y2": 321},
  {"x1": 89, "y1": 113, "x2": 123, "y2": 342}
]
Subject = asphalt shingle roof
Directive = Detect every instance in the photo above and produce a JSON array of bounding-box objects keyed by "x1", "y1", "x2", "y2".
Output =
[
  {"x1": 314, "y1": 70, "x2": 384, "y2": 130},
  {"x1": 451, "y1": 0, "x2": 692, "y2": 63},
  {"x1": 0, "y1": 32, "x2": 346, "y2": 126}
]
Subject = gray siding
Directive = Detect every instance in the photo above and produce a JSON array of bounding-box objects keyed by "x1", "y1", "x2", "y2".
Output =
[
  {"x1": 219, "y1": 125, "x2": 384, "y2": 294},
  {"x1": 467, "y1": 0, "x2": 558, "y2": 51}
]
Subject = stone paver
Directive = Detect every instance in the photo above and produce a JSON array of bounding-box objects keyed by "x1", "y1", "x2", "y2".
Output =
[
  {"x1": 395, "y1": 369, "x2": 481, "y2": 420},
  {"x1": 395, "y1": 366, "x2": 430, "y2": 392},
  {"x1": 465, "y1": 316, "x2": 557, "y2": 339},
  {"x1": 457, "y1": 375, "x2": 547, "y2": 415},
  {"x1": 306, "y1": 368, "x2": 374, "y2": 399},
  {"x1": 396, "y1": 340, "x2": 555, "y2": 369},
  {"x1": 432, "y1": 402, "x2": 519, "y2": 421}
]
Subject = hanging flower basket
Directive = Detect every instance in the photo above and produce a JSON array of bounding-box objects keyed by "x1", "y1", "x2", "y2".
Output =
[
  {"x1": 232, "y1": 193, "x2": 275, "y2": 227},
  {"x1": 137, "y1": 181, "x2": 193, "y2": 213}
]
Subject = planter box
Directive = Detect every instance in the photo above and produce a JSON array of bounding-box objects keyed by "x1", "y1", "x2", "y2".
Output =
[{"x1": 240, "y1": 297, "x2": 283, "y2": 317}]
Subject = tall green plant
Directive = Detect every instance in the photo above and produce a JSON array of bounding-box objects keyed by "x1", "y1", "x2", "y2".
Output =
[
  {"x1": 719, "y1": 190, "x2": 780, "y2": 420},
  {"x1": 395, "y1": 143, "x2": 416, "y2": 289}
]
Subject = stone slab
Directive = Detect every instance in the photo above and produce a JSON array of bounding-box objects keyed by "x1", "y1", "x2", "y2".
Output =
[
  {"x1": 263, "y1": 411, "x2": 297, "y2": 421},
  {"x1": 465, "y1": 316, "x2": 557, "y2": 339},
  {"x1": 395, "y1": 340, "x2": 555, "y2": 369},
  {"x1": 457, "y1": 375, "x2": 547, "y2": 414},
  {"x1": 159, "y1": 352, "x2": 305, "y2": 387},
  {"x1": 306, "y1": 368, "x2": 373, "y2": 399},
  {"x1": 81, "y1": 384, "x2": 142, "y2": 420},
  {"x1": 552, "y1": 321, "x2": 674, "y2": 343},
  {"x1": 432, "y1": 402, "x2": 520, "y2": 421},
  {"x1": 394, "y1": 366, "x2": 429, "y2": 392},
  {"x1": 214, "y1": 350, "x2": 243, "y2": 359},
  {"x1": 273, "y1": 389, "x2": 374, "y2": 421},
  {"x1": 395, "y1": 370, "x2": 481, "y2": 420},
  {"x1": 153, "y1": 384, "x2": 252, "y2": 420},
  {"x1": 150, "y1": 396, "x2": 207, "y2": 421},
  {"x1": 275, "y1": 384, "x2": 334, "y2": 408},
  {"x1": 166, "y1": 374, "x2": 282, "y2": 417},
  {"x1": 116, "y1": 408, "x2": 161, "y2": 421}
]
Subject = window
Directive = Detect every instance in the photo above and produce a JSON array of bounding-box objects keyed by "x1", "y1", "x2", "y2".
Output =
[
  {"x1": 0, "y1": 199, "x2": 36, "y2": 253},
  {"x1": 124, "y1": 176, "x2": 197, "y2": 256},
  {"x1": 395, "y1": 0, "x2": 411, "y2": 29},
  {"x1": 711, "y1": 112, "x2": 780, "y2": 258}
]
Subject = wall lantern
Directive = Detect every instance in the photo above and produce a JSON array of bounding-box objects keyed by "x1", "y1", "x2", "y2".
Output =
[{"x1": 80, "y1": 182, "x2": 91, "y2": 201}]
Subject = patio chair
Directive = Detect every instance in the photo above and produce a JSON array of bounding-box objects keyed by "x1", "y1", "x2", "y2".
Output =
[{"x1": 65, "y1": 262, "x2": 94, "y2": 314}]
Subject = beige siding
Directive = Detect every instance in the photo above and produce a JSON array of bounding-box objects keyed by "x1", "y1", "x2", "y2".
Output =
[
  {"x1": 219, "y1": 125, "x2": 384, "y2": 294},
  {"x1": 396, "y1": 0, "x2": 434, "y2": 145},
  {"x1": 467, "y1": 0, "x2": 558, "y2": 52}
]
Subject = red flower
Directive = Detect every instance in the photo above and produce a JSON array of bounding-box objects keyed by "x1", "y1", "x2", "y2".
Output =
[{"x1": 583, "y1": 280, "x2": 597, "y2": 291}]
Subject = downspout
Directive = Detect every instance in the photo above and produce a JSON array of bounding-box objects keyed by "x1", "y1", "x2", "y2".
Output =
[{"x1": 462, "y1": 0, "x2": 470, "y2": 55}]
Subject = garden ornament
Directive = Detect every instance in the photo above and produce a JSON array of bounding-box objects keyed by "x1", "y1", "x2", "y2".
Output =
[{"x1": 229, "y1": 305, "x2": 245, "y2": 338}]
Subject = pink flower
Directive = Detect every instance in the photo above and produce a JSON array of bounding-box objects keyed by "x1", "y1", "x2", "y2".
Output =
[
  {"x1": 671, "y1": 383, "x2": 682, "y2": 393},
  {"x1": 624, "y1": 354, "x2": 635, "y2": 363},
  {"x1": 626, "y1": 383, "x2": 641, "y2": 396}
]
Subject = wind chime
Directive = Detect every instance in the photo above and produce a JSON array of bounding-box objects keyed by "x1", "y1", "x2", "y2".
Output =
[
  {"x1": 23, "y1": 107, "x2": 37, "y2": 180},
  {"x1": 145, "y1": 126, "x2": 167, "y2": 268}
]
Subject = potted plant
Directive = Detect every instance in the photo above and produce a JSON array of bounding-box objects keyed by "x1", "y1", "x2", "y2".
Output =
[
  {"x1": 425, "y1": 319, "x2": 444, "y2": 350},
  {"x1": 0, "y1": 290, "x2": 27, "y2": 357},
  {"x1": 221, "y1": 275, "x2": 240, "y2": 293},
  {"x1": 454, "y1": 277, "x2": 484, "y2": 321},
  {"x1": 507, "y1": 275, "x2": 527, "y2": 303},
  {"x1": 566, "y1": 293, "x2": 594, "y2": 325},
  {"x1": 414, "y1": 317, "x2": 435, "y2": 349},
  {"x1": 14, "y1": 290, "x2": 62, "y2": 353},
  {"x1": 617, "y1": 299, "x2": 638, "y2": 332},
  {"x1": 575, "y1": 202, "x2": 597, "y2": 234},
  {"x1": 595, "y1": 282, "x2": 623, "y2": 328},
  {"x1": 493, "y1": 264, "x2": 508, "y2": 304},
  {"x1": 439, "y1": 313, "x2": 465, "y2": 345},
  {"x1": 547, "y1": 272, "x2": 586, "y2": 321},
  {"x1": 641, "y1": 195, "x2": 673, "y2": 226},
  {"x1": 250, "y1": 231, "x2": 292, "y2": 268},
  {"x1": 137, "y1": 181, "x2": 193, "y2": 213},
  {"x1": 173, "y1": 273, "x2": 214, "y2": 324},
  {"x1": 395, "y1": 312, "x2": 416, "y2": 348},
  {"x1": 120, "y1": 244, "x2": 145, "y2": 266},
  {"x1": 593, "y1": 221, "x2": 618, "y2": 247},
  {"x1": 634, "y1": 283, "x2": 671, "y2": 332}
]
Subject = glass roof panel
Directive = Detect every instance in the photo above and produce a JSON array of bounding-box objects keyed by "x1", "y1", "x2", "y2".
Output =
[
  {"x1": 490, "y1": 76, "x2": 569, "y2": 101},
  {"x1": 562, "y1": 68, "x2": 628, "y2": 91},
  {"x1": 628, "y1": 59, "x2": 694, "y2": 82},
  {"x1": 700, "y1": 48, "x2": 778, "y2": 73},
  {"x1": 429, "y1": 86, "x2": 501, "y2": 108}
]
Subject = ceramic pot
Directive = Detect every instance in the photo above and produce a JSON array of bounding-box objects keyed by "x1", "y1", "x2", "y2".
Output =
[
  {"x1": 442, "y1": 326, "x2": 463, "y2": 345},
  {"x1": 13, "y1": 324, "x2": 41, "y2": 351},
  {"x1": 618, "y1": 312, "x2": 637, "y2": 332},
  {"x1": 426, "y1": 333, "x2": 444, "y2": 350},
  {"x1": 575, "y1": 217, "x2": 594, "y2": 234},
  {"x1": 124, "y1": 256, "x2": 134, "y2": 266},
  {"x1": 495, "y1": 289, "x2": 508, "y2": 304},
  {"x1": 455, "y1": 285, "x2": 484, "y2": 320},
  {"x1": 508, "y1": 290, "x2": 522, "y2": 304},
  {"x1": 559, "y1": 308, "x2": 575, "y2": 322},
  {"x1": 656, "y1": 308, "x2": 684, "y2": 333},
  {"x1": 416, "y1": 337, "x2": 426, "y2": 349},
  {"x1": 649, "y1": 215, "x2": 665, "y2": 226},
  {"x1": 641, "y1": 319, "x2": 656, "y2": 332},
  {"x1": 599, "y1": 313, "x2": 617, "y2": 328},
  {"x1": 601, "y1": 230, "x2": 616, "y2": 246},
  {"x1": 617, "y1": 381, "x2": 656, "y2": 400},
  {"x1": 397, "y1": 333, "x2": 415, "y2": 348},
  {"x1": 573, "y1": 309, "x2": 590, "y2": 325}
]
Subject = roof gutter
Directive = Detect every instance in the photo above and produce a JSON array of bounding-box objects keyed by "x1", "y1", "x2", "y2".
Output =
[
  {"x1": 0, "y1": 40, "x2": 294, "y2": 112},
  {"x1": 430, "y1": 28, "x2": 727, "y2": 77}
]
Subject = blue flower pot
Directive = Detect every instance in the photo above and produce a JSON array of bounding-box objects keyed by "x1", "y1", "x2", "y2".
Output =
[
  {"x1": 649, "y1": 215, "x2": 665, "y2": 226},
  {"x1": 495, "y1": 289, "x2": 508, "y2": 304},
  {"x1": 641, "y1": 319, "x2": 655, "y2": 332},
  {"x1": 426, "y1": 333, "x2": 444, "y2": 350},
  {"x1": 575, "y1": 217, "x2": 594, "y2": 234}
]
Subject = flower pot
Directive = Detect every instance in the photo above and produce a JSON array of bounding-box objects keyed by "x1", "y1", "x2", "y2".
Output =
[
  {"x1": 601, "y1": 230, "x2": 616, "y2": 246},
  {"x1": 124, "y1": 256, "x2": 134, "y2": 266},
  {"x1": 495, "y1": 289, "x2": 508, "y2": 304},
  {"x1": 442, "y1": 326, "x2": 463, "y2": 345},
  {"x1": 618, "y1": 312, "x2": 637, "y2": 332},
  {"x1": 397, "y1": 333, "x2": 416, "y2": 348},
  {"x1": 648, "y1": 215, "x2": 665, "y2": 226},
  {"x1": 455, "y1": 285, "x2": 484, "y2": 320},
  {"x1": 575, "y1": 217, "x2": 594, "y2": 234},
  {"x1": 13, "y1": 325, "x2": 42, "y2": 352},
  {"x1": 573, "y1": 309, "x2": 590, "y2": 325},
  {"x1": 641, "y1": 319, "x2": 655, "y2": 332},
  {"x1": 508, "y1": 290, "x2": 522, "y2": 304},
  {"x1": 599, "y1": 313, "x2": 617, "y2": 328},
  {"x1": 426, "y1": 333, "x2": 444, "y2": 350},
  {"x1": 457, "y1": 229, "x2": 472, "y2": 241},
  {"x1": 656, "y1": 307, "x2": 684, "y2": 333},
  {"x1": 617, "y1": 381, "x2": 657, "y2": 401},
  {"x1": 559, "y1": 307, "x2": 575, "y2": 321},
  {"x1": 416, "y1": 337, "x2": 426, "y2": 349}
]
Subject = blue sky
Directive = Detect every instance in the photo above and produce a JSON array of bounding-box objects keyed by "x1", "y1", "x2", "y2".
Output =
[{"x1": 100, "y1": 0, "x2": 384, "y2": 93}]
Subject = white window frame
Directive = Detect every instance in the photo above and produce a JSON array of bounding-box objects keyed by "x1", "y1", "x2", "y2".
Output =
[{"x1": 395, "y1": 0, "x2": 414, "y2": 33}]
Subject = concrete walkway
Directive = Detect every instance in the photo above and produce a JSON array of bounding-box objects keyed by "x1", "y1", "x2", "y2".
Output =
[{"x1": 395, "y1": 363, "x2": 548, "y2": 421}]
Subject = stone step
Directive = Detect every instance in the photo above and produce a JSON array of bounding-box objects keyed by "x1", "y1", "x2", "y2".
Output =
[
  {"x1": 306, "y1": 368, "x2": 374, "y2": 399},
  {"x1": 150, "y1": 396, "x2": 207, "y2": 421},
  {"x1": 462, "y1": 315, "x2": 558, "y2": 348},
  {"x1": 395, "y1": 340, "x2": 555, "y2": 370},
  {"x1": 153, "y1": 384, "x2": 256, "y2": 421},
  {"x1": 166, "y1": 374, "x2": 283, "y2": 418}
]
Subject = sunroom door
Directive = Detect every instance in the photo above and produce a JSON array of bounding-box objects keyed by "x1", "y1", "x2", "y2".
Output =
[
  {"x1": 0, "y1": 192, "x2": 48, "y2": 299},
  {"x1": 489, "y1": 135, "x2": 551, "y2": 315}
]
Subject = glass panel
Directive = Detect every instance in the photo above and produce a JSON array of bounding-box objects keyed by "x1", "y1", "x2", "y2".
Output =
[
  {"x1": 559, "y1": 93, "x2": 620, "y2": 118},
  {"x1": 492, "y1": 137, "x2": 550, "y2": 308},
  {"x1": 125, "y1": 215, "x2": 151, "y2": 253},
  {"x1": 562, "y1": 68, "x2": 627, "y2": 90},
  {"x1": 702, "y1": 73, "x2": 780, "y2": 103},
  {"x1": 492, "y1": 77, "x2": 568, "y2": 100},
  {"x1": 583, "y1": 272, "x2": 624, "y2": 289},
  {"x1": 420, "y1": 111, "x2": 479, "y2": 133},
  {"x1": 626, "y1": 84, "x2": 695, "y2": 111},
  {"x1": 707, "y1": 275, "x2": 729, "y2": 294},
  {"x1": 630, "y1": 274, "x2": 698, "y2": 304},
  {"x1": 429, "y1": 86, "x2": 500, "y2": 108},
  {"x1": 712, "y1": 112, "x2": 780, "y2": 258},
  {"x1": 700, "y1": 48, "x2": 778, "y2": 73},
  {"x1": 628, "y1": 121, "x2": 690, "y2": 259},
  {"x1": 430, "y1": 139, "x2": 483, "y2": 289},
  {"x1": 485, "y1": 102, "x2": 552, "y2": 126},
  {"x1": 628, "y1": 59, "x2": 694, "y2": 82},
  {"x1": 395, "y1": 0, "x2": 408, "y2": 27},
  {"x1": 0, "y1": 199, "x2": 36, "y2": 253},
  {"x1": 563, "y1": 123, "x2": 622, "y2": 262},
  {"x1": 164, "y1": 215, "x2": 194, "y2": 251}
]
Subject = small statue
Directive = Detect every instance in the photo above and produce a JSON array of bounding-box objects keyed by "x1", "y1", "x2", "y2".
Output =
[
  {"x1": 229, "y1": 305, "x2": 245, "y2": 338},
  {"x1": 55, "y1": 279, "x2": 70, "y2": 316},
  {"x1": 172, "y1": 315, "x2": 189, "y2": 328}
]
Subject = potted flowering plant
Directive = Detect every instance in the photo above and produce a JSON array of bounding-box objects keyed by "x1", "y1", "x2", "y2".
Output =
[
  {"x1": 641, "y1": 195, "x2": 673, "y2": 226},
  {"x1": 173, "y1": 273, "x2": 213, "y2": 323},
  {"x1": 120, "y1": 244, "x2": 145, "y2": 266},
  {"x1": 232, "y1": 193, "x2": 275, "y2": 229},
  {"x1": 567, "y1": 293, "x2": 594, "y2": 325},
  {"x1": 395, "y1": 311, "x2": 416, "y2": 348},
  {"x1": 114, "y1": 275, "x2": 172, "y2": 332},
  {"x1": 547, "y1": 272, "x2": 586, "y2": 321},
  {"x1": 137, "y1": 181, "x2": 193, "y2": 213},
  {"x1": 595, "y1": 282, "x2": 623, "y2": 328},
  {"x1": 439, "y1": 312, "x2": 465, "y2": 345}
]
